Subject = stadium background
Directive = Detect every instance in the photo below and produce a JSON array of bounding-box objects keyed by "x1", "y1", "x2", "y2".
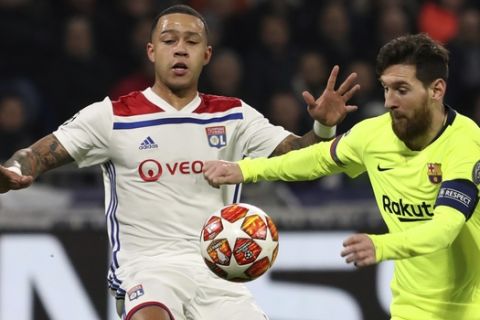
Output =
[{"x1": 1, "y1": 0, "x2": 479, "y2": 319}]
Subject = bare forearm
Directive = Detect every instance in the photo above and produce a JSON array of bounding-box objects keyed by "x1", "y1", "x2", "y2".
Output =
[
  {"x1": 270, "y1": 131, "x2": 323, "y2": 157},
  {"x1": 4, "y1": 134, "x2": 74, "y2": 178}
]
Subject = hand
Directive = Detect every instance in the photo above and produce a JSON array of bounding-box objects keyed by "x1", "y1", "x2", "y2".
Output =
[
  {"x1": 0, "y1": 165, "x2": 34, "y2": 193},
  {"x1": 341, "y1": 233, "x2": 376, "y2": 268},
  {"x1": 203, "y1": 160, "x2": 244, "y2": 188},
  {"x1": 303, "y1": 65, "x2": 360, "y2": 127}
]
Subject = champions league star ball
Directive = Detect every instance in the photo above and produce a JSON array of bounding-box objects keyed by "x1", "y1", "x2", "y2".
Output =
[{"x1": 200, "y1": 203, "x2": 279, "y2": 282}]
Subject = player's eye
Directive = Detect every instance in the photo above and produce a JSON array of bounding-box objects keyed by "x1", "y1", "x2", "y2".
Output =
[{"x1": 186, "y1": 37, "x2": 200, "y2": 44}]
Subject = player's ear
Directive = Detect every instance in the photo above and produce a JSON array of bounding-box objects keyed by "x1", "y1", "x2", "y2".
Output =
[
  {"x1": 203, "y1": 46, "x2": 212, "y2": 66},
  {"x1": 146, "y1": 42, "x2": 155, "y2": 63},
  {"x1": 430, "y1": 78, "x2": 446, "y2": 101}
]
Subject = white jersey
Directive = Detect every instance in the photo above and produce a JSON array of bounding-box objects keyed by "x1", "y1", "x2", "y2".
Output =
[{"x1": 53, "y1": 88, "x2": 289, "y2": 296}]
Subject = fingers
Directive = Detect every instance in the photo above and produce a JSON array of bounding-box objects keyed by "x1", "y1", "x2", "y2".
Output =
[
  {"x1": 342, "y1": 246, "x2": 370, "y2": 263},
  {"x1": 210, "y1": 177, "x2": 227, "y2": 189},
  {"x1": 336, "y1": 72, "x2": 358, "y2": 96},
  {"x1": 352, "y1": 256, "x2": 375, "y2": 267},
  {"x1": 325, "y1": 65, "x2": 340, "y2": 91},
  {"x1": 345, "y1": 105, "x2": 359, "y2": 113},
  {"x1": 342, "y1": 233, "x2": 364, "y2": 247},
  {"x1": 0, "y1": 166, "x2": 34, "y2": 193},
  {"x1": 302, "y1": 91, "x2": 315, "y2": 107},
  {"x1": 203, "y1": 161, "x2": 224, "y2": 188},
  {"x1": 341, "y1": 234, "x2": 376, "y2": 268},
  {"x1": 323, "y1": 66, "x2": 360, "y2": 104},
  {"x1": 205, "y1": 167, "x2": 226, "y2": 188},
  {"x1": 342, "y1": 84, "x2": 361, "y2": 102},
  {"x1": 10, "y1": 176, "x2": 34, "y2": 190},
  {"x1": 203, "y1": 160, "x2": 220, "y2": 177},
  {"x1": 203, "y1": 160, "x2": 242, "y2": 188},
  {"x1": 341, "y1": 247, "x2": 374, "y2": 267}
]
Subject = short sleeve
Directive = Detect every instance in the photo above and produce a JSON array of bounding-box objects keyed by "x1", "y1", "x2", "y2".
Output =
[
  {"x1": 235, "y1": 101, "x2": 290, "y2": 158},
  {"x1": 53, "y1": 97, "x2": 113, "y2": 167}
]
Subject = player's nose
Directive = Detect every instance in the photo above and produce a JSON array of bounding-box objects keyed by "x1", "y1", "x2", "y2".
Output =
[
  {"x1": 174, "y1": 40, "x2": 188, "y2": 56},
  {"x1": 384, "y1": 92, "x2": 398, "y2": 110}
]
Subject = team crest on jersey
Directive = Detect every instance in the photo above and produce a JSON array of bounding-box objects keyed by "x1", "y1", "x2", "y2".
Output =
[
  {"x1": 473, "y1": 160, "x2": 480, "y2": 185},
  {"x1": 427, "y1": 163, "x2": 442, "y2": 184},
  {"x1": 206, "y1": 126, "x2": 227, "y2": 148},
  {"x1": 127, "y1": 284, "x2": 144, "y2": 301}
]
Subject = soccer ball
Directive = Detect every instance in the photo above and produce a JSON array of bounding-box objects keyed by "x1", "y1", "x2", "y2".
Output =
[{"x1": 200, "y1": 203, "x2": 279, "y2": 282}]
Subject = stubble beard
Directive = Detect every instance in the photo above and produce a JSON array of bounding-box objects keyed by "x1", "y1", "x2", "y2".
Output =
[{"x1": 391, "y1": 96, "x2": 432, "y2": 143}]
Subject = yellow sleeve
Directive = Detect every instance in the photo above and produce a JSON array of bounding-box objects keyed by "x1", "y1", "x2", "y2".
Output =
[
  {"x1": 369, "y1": 206, "x2": 465, "y2": 261},
  {"x1": 238, "y1": 118, "x2": 381, "y2": 183},
  {"x1": 238, "y1": 142, "x2": 343, "y2": 183}
]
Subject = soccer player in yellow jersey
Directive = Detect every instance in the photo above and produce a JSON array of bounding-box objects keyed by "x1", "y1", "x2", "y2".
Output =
[{"x1": 203, "y1": 33, "x2": 480, "y2": 320}]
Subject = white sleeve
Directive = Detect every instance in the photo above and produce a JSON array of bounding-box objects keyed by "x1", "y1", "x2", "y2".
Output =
[
  {"x1": 53, "y1": 97, "x2": 113, "y2": 168},
  {"x1": 236, "y1": 101, "x2": 291, "y2": 158}
]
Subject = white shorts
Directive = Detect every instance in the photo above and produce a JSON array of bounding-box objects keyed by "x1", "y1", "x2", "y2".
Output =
[{"x1": 114, "y1": 243, "x2": 268, "y2": 320}]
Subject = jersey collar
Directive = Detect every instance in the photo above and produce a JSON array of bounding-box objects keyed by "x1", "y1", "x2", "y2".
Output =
[
  {"x1": 430, "y1": 104, "x2": 456, "y2": 144},
  {"x1": 142, "y1": 88, "x2": 201, "y2": 113}
]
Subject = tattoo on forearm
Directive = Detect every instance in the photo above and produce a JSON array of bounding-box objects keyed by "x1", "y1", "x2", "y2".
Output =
[
  {"x1": 4, "y1": 134, "x2": 73, "y2": 177},
  {"x1": 270, "y1": 131, "x2": 323, "y2": 157}
]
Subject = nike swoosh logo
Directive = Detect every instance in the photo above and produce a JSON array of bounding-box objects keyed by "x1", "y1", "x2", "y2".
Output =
[{"x1": 377, "y1": 164, "x2": 393, "y2": 172}]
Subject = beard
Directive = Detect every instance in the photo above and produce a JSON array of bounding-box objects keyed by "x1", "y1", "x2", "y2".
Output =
[{"x1": 390, "y1": 96, "x2": 432, "y2": 143}]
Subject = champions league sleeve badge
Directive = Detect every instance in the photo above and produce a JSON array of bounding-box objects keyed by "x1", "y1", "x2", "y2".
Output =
[
  {"x1": 472, "y1": 160, "x2": 480, "y2": 185},
  {"x1": 206, "y1": 126, "x2": 227, "y2": 148}
]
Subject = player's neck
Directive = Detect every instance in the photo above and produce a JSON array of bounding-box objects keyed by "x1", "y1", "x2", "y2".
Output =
[
  {"x1": 151, "y1": 83, "x2": 198, "y2": 110},
  {"x1": 405, "y1": 105, "x2": 447, "y2": 151}
]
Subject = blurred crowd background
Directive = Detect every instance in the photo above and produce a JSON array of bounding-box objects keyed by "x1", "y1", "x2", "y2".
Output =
[{"x1": 1, "y1": 0, "x2": 480, "y2": 216}]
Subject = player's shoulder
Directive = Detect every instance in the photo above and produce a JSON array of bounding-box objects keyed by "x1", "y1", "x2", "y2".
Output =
[
  {"x1": 449, "y1": 113, "x2": 480, "y2": 152},
  {"x1": 194, "y1": 93, "x2": 243, "y2": 114},
  {"x1": 73, "y1": 96, "x2": 113, "y2": 120},
  {"x1": 451, "y1": 111, "x2": 480, "y2": 136},
  {"x1": 442, "y1": 109, "x2": 480, "y2": 154},
  {"x1": 111, "y1": 91, "x2": 163, "y2": 117},
  {"x1": 334, "y1": 114, "x2": 391, "y2": 154},
  {"x1": 349, "y1": 112, "x2": 391, "y2": 135}
]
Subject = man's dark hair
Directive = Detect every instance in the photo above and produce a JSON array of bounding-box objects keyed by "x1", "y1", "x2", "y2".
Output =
[
  {"x1": 376, "y1": 33, "x2": 449, "y2": 87},
  {"x1": 150, "y1": 4, "x2": 209, "y2": 41}
]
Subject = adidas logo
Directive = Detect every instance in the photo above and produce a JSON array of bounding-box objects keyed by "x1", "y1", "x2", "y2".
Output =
[{"x1": 139, "y1": 136, "x2": 159, "y2": 150}]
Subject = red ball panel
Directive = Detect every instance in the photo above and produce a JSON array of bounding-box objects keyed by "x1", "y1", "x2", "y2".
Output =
[
  {"x1": 233, "y1": 238, "x2": 262, "y2": 265},
  {"x1": 266, "y1": 216, "x2": 279, "y2": 241},
  {"x1": 221, "y1": 204, "x2": 249, "y2": 223},
  {"x1": 246, "y1": 256, "x2": 270, "y2": 279},
  {"x1": 207, "y1": 239, "x2": 232, "y2": 265},
  {"x1": 241, "y1": 215, "x2": 267, "y2": 240},
  {"x1": 203, "y1": 216, "x2": 224, "y2": 241}
]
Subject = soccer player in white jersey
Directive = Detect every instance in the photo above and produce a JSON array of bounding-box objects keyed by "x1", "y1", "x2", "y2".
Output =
[
  {"x1": 0, "y1": 4, "x2": 360, "y2": 320},
  {"x1": 204, "y1": 33, "x2": 480, "y2": 319}
]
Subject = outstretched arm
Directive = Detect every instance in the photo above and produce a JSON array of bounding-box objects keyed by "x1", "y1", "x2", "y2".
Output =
[
  {"x1": 270, "y1": 65, "x2": 360, "y2": 157},
  {"x1": 0, "y1": 134, "x2": 74, "y2": 193},
  {"x1": 204, "y1": 140, "x2": 336, "y2": 188}
]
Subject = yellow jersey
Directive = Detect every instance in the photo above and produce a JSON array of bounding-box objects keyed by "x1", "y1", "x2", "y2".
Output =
[{"x1": 239, "y1": 107, "x2": 480, "y2": 319}]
